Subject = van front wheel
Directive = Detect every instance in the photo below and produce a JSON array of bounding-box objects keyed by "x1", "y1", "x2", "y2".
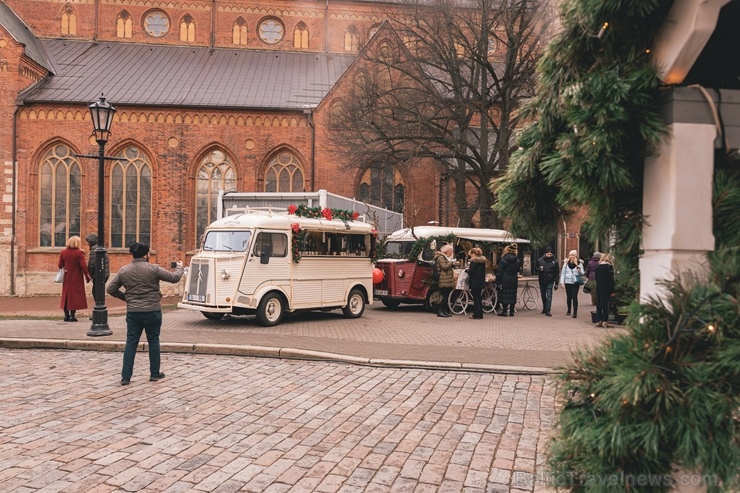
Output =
[
  {"x1": 257, "y1": 293, "x2": 284, "y2": 327},
  {"x1": 342, "y1": 289, "x2": 365, "y2": 318}
]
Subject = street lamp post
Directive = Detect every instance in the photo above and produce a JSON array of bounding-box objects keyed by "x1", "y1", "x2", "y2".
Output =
[{"x1": 86, "y1": 95, "x2": 116, "y2": 337}]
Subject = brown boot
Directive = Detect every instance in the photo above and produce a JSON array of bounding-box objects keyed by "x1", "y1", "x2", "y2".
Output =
[{"x1": 595, "y1": 321, "x2": 603, "y2": 328}]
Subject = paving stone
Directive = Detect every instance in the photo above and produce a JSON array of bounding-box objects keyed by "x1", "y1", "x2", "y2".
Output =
[{"x1": 0, "y1": 350, "x2": 557, "y2": 493}]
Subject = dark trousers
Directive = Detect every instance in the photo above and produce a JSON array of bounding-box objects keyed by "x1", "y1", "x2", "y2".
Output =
[
  {"x1": 470, "y1": 288, "x2": 483, "y2": 318},
  {"x1": 565, "y1": 283, "x2": 580, "y2": 314},
  {"x1": 596, "y1": 294, "x2": 611, "y2": 322},
  {"x1": 438, "y1": 287, "x2": 452, "y2": 314},
  {"x1": 539, "y1": 281, "x2": 554, "y2": 314},
  {"x1": 122, "y1": 311, "x2": 163, "y2": 379}
]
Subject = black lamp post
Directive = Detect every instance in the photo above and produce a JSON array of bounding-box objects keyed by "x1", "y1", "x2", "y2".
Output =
[{"x1": 87, "y1": 95, "x2": 115, "y2": 337}]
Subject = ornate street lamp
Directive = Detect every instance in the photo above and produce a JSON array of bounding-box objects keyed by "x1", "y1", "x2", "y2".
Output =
[{"x1": 87, "y1": 95, "x2": 115, "y2": 337}]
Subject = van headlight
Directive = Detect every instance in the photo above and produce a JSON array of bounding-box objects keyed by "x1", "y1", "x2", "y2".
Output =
[{"x1": 221, "y1": 269, "x2": 230, "y2": 280}]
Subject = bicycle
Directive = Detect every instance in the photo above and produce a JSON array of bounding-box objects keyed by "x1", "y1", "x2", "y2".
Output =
[
  {"x1": 516, "y1": 279, "x2": 539, "y2": 311},
  {"x1": 448, "y1": 284, "x2": 498, "y2": 315}
]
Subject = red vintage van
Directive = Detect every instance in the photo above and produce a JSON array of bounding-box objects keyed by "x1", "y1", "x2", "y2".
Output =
[{"x1": 373, "y1": 226, "x2": 530, "y2": 311}]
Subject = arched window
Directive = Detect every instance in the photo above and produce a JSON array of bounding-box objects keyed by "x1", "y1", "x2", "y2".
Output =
[
  {"x1": 110, "y1": 146, "x2": 152, "y2": 248},
  {"x1": 344, "y1": 26, "x2": 359, "y2": 52},
  {"x1": 39, "y1": 144, "x2": 81, "y2": 247},
  {"x1": 180, "y1": 14, "x2": 195, "y2": 42},
  {"x1": 233, "y1": 17, "x2": 247, "y2": 45},
  {"x1": 61, "y1": 5, "x2": 76, "y2": 36},
  {"x1": 369, "y1": 24, "x2": 381, "y2": 40},
  {"x1": 293, "y1": 21, "x2": 309, "y2": 49},
  {"x1": 196, "y1": 150, "x2": 236, "y2": 242},
  {"x1": 264, "y1": 151, "x2": 304, "y2": 193},
  {"x1": 357, "y1": 166, "x2": 405, "y2": 212},
  {"x1": 258, "y1": 17, "x2": 284, "y2": 44},
  {"x1": 116, "y1": 11, "x2": 133, "y2": 38},
  {"x1": 329, "y1": 101, "x2": 344, "y2": 128}
]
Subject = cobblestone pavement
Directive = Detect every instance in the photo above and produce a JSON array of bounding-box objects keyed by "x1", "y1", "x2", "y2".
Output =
[
  {"x1": 0, "y1": 289, "x2": 622, "y2": 369},
  {"x1": 0, "y1": 349, "x2": 558, "y2": 493}
]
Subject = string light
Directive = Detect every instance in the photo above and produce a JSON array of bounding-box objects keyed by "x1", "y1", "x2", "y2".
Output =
[
  {"x1": 596, "y1": 22, "x2": 609, "y2": 39},
  {"x1": 707, "y1": 324, "x2": 715, "y2": 332}
]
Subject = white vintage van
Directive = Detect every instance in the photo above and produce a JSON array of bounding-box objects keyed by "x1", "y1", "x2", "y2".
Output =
[{"x1": 177, "y1": 208, "x2": 376, "y2": 326}]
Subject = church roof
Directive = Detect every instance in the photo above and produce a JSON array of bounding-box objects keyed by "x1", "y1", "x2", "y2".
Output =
[
  {"x1": 0, "y1": 2, "x2": 53, "y2": 72},
  {"x1": 20, "y1": 40, "x2": 356, "y2": 110}
]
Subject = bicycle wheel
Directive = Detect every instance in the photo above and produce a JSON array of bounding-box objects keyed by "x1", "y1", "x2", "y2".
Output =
[
  {"x1": 481, "y1": 286, "x2": 497, "y2": 313},
  {"x1": 448, "y1": 289, "x2": 470, "y2": 315},
  {"x1": 522, "y1": 286, "x2": 539, "y2": 310}
]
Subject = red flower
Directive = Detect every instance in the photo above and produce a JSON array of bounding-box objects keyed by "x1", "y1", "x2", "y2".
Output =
[
  {"x1": 288, "y1": 204, "x2": 298, "y2": 215},
  {"x1": 321, "y1": 208, "x2": 333, "y2": 221},
  {"x1": 291, "y1": 223, "x2": 300, "y2": 233},
  {"x1": 352, "y1": 211, "x2": 359, "y2": 220}
]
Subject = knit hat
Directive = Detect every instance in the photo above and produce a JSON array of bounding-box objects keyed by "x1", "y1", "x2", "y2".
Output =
[
  {"x1": 129, "y1": 242, "x2": 150, "y2": 258},
  {"x1": 569, "y1": 249, "x2": 578, "y2": 256},
  {"x1": 544, "y1": 246, "x2": 554, "y2": 254},
  {"x1": 594, "y1": 251, "x2": 602, "y2": 259},
  {"x1": 509, "y1": 243, "x2": 518, "y2": 253},
  {"x1": 85, "y1": 233, "x2": 98, "y2": 244}
]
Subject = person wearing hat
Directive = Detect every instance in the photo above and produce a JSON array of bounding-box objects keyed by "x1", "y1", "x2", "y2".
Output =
[
  {"x1": 536, "y1": 246, "x2": 559, "y2": 316},
  {"x1": 85, "y1": 233, "x2": 110, "y2": 306},
  {"x1": 496, "y1": 243, "x2": 520, "y2": 317},
  {"x1": 584, "y1": 251, "x2": 602, "y2": 305},
  {"x1": 107, "y1": 242, "x2": 184, "y2": 385},
  {"x1": 559, "y1": 249, "x2": 585, "y2": 318}
]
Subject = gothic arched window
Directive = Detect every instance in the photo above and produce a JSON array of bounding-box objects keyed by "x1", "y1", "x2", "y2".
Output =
[
  {"x1": 344, "y1": 26, "x2": 359, "y2": 52},
  {"x1": 61, "y1": 5, "x2": 77, "y2": 36},
  {"x1": 180, "y1": 14, "x2": 195, "y2": 42},
  {"x1": 196, "y1": 150, "x2": 236, "y2": 242},
  {"x1": 264, "y1": 151, "x2": 304, "y2": 193},
  {"x1": 357, "y1": 166, "x2": 405, "y2": 212},
  {"x1": 233, "y1": 17, "x2": 247, "y2": 45},
  {"x1": 294, "y1": 21, "x2": 309, "y2": 49},
  {"x1": 39, "y1": 144, "x2": 81, "y2": 247},
  {"x1": 116, "y1": 11, "x2": 133, "y2": 38},
  {"x1": 110, "y1": 146, "x2": 152, "y2": 248}
]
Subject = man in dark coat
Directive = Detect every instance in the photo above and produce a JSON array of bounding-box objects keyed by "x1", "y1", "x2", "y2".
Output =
[
  {"x1": 497, "y1": 243, "x2": 520, "y2": 317},
  {"x1": 536, "y1": 246, "x2": 559, "y2": 316},
  {"x1": 86, "y1": 233, "x2": 110, "y2": 305}
]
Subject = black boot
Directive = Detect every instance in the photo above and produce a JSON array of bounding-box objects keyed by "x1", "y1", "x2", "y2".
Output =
[
  {"x1": 64, "y1": 310, "x2": 71, "y2": 322},
  {"x1": 437, "y1": 310, "x2": 451, "y2": 318},
  {"x1": 69, "y1": 310, "x2": 78, "y2": 322}
]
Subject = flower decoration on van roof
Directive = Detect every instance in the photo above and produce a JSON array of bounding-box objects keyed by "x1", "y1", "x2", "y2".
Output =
[{"x1": 287, "y1": 204, "x2": 360, "y2": 222}]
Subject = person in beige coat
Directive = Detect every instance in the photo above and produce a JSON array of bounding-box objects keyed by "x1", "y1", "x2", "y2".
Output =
[{"x1": 433, "y1": 244, "x2": 456, "y2": 318}]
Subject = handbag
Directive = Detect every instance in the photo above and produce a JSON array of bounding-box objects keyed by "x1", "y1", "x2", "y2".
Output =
[
  {"x1": 54, "y1": 268, "x2": 65, "y2": 283},
  {"x1": 571, "y1": 267, "x2": 585, "y2": 285}
]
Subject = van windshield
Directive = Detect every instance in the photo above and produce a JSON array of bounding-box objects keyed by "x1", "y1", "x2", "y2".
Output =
[
  {"x1": 384, "y1": 240, "x2": 436, "y2": 261},
  {"x1": 203, "y1": 230, "x2": 252, "y2": 252}
]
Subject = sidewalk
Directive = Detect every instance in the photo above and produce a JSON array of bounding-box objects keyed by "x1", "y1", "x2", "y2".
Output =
[{"x1": 0, "y1": 289, "x2": 622, "y2": 373}]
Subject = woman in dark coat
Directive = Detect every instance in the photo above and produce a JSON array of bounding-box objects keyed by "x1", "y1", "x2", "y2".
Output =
[
  {"x1": 58, "y1": 235, "x2": 91, "y2": 322},
  {"x1": 466, "y1": 247, "x2": 487, "y2": 319},
  {"x1": 497, "y1": 243, "x2": 520, "y2": 317},
  {"x1": 594, "y1": 253, "x2": 615, "y2": 328}
]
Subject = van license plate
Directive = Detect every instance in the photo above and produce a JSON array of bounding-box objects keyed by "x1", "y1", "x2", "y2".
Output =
[
  {"x1": 374, "y1": 289, "x2": 388, "y2": 296},
  {"x1": 188, "y1": 294, "x2": 206, "y2": 302}
]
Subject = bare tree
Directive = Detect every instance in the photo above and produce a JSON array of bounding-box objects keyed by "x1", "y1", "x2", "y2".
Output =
[{"x1": 329, "y1": 0, "x2": 554, "y2": 228}]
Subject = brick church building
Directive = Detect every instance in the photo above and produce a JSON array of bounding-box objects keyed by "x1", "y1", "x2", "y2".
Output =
[{"x1": 0, "y1": 0, "x2": 455, "y2": 296}]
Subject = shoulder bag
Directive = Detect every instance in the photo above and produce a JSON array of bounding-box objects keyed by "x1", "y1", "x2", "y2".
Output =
[{"x1": 54, "y1": 268, "x2": 65, "y2": 283}]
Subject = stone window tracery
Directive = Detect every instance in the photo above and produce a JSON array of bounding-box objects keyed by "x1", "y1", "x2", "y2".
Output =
[
  {"x1": 110, "y1": 146, "x2": 152, "y2": 248},
  {"x1": 196, "y1": 150, "x2": 236, "y2": 243},
  {"x1": 39, "y1": 144, "x2": 81, "y2": 247},
  {"x1": 294, "y1": 21, "x2": 309, "y2": 49},
  {"x1": 258, "y1": 17, "x2": 284, "y2": 44},
  {"x1": 116, "y1": 11, "x2": 133, "y2": 39},
  {"x1": 180, "y1": 14, "x2": 195, "y2": 42},
  {"x1": 144, "y1": 10, "x2": 169, "y2": 38},
  {"x1": 61, "y1": 5, "x2": 76, "y2": 36},
  {"x1": 233, "y1": 17, "x2": 248, "y2": 45},
  {"x1": 264, "y1": 151, "x2": 304, "y2": 193}
]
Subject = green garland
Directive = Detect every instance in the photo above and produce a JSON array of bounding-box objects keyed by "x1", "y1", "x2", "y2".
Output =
[
  {"x1": 406, "y1": 234, "x2": 456, "y2": 261},
  {"x1": 289, "y1": 204, "x2": 360, "y2": 222},
  {"x1": 493, "y1": 0, "x2": 673, "y2": 257}
]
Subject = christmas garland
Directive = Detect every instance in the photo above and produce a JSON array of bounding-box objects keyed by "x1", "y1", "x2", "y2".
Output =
[
  {"x1": 290, "y1": 223, "x2": 305, "y2": 263},
  {"x1": 288, "y1": 204, "x2": 359, "y2": 222}
]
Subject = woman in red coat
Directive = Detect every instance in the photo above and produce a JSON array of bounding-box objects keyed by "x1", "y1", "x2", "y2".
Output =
[{"x1": 58, "y1": 235, "x2": 91, "y2": 321}]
